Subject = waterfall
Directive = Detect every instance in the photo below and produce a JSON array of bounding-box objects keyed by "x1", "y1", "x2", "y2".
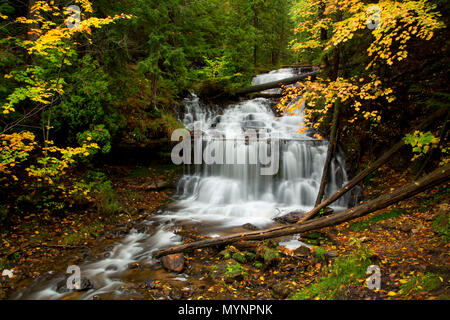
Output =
[{"x1": 170, "y1": 71, "x2": 349, "y2": 228}]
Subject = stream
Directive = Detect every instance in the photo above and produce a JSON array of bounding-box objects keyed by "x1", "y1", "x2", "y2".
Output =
[{"x1": 13, "y1": 68, "x2": 350, "y2": 300}]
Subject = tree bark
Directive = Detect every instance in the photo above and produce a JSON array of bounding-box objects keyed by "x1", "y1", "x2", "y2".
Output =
[
  {"x1": 152, "y1": 164, "x2": 450, "y2": 258},
  {"x1": 234, "y1": 71, "x2": 319, "y2": 96},
  {"x1": 300, "y1": 108, "x2": 447, "y2": 223},
  {"x1": 315, "y1": 100, "x2": 341, "y2": 206}
]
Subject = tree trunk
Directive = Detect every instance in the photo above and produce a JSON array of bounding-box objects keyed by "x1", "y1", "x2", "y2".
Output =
[
  {"x1": 315, "y1": 100, "x2": 341, "y2": 206},
  {"x1": 27, "y1": 0, "x2": 39, "y2": 41},
  {"x1": 300, "y1": 108, "x2": 447, "y2": 223},
  {"x1": 152, "y1": 164, "x2": 450, "y2": 258},
  {"x1": 234, "y1": 71, "x2": 319, "y2": 96}
]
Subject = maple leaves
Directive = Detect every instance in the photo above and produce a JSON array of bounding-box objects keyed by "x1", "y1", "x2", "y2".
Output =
[
  {"x1": 282, "y1": 0, "x2": 445, "y2": 140},
  {"x1": 293, "y1": 0, "x2": 444, "y2": 68},
  {"x1": 276, "y1": 75, "x2": 394, "y2": 133},
  {"x1": 1, "y1": 0, "x2": 132, "y2": 116}
]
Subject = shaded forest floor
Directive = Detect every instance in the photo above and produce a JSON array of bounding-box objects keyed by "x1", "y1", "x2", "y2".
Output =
[{"x1": 1, "y1": 164, "x2": 449, "y2": 300}]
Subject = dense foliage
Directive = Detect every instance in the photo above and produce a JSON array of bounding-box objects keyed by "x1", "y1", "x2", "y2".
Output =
[{"x1": 278, "y1": 0, "x2": 449, "y2": 173}]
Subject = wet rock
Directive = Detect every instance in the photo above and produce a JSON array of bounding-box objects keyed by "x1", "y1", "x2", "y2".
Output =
[
  {"x1": 56, "y1": 277, "x2": 94, "y2": 293},
  {"x1": 134, "y1": 223, "x2": 148, "y2": 234},
  {"x1": 370, "y1": 225, "x2": 383, "y2": 232},
  {"x1": 145, "y1": 280, "x2": 156, "y2": 289},
  {"x1": 274, "y1": 210, "x2": 306, "y2": 224},
  {"x1": 209, "y1": 260, "x2": 246, "y2": 283},
  {"x1": 381, "y1": 222, "x2": 397, "y2": 231},
  {"x1": 169, "y1": 287, "x2": 183, "y2": 300},
  {"x1": 256, "y1": 244, "x2": 280, "y2": 266},
  {"x1": 114, "y1": 226, "x2": 129, "y2": 237},
  {"x1": 161, "y1": 254, "x2": 185, "y2": 273},
  {"x1": 242, "y1": 223, "x2": 259, "y2": 231},
  {"x1": 106, "y1": 265, "x2": 118, "y2": 272},
  {"x1": 399, "y1": 223, "x2": 413, "y2": 233},
  {"x1": 325, "y1": 250, "x2": 338, "y2": 259},
  {"x1": 128, "y1": 262, "x2": 141, "y2": 270},
  {"x1": 271, "y1": 283, "x2": 290, "y2": 299},
  {"x1": 294, "y1": 246, "x2": 311, "y2": 257}
]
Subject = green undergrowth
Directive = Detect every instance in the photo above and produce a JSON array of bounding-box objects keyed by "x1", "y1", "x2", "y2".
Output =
[
  {"x1": 432, "y1": 211, "x2": 450, "y2": 243},
  {"x1": 348, "y1": 208, "x2": 407, "y2": 232},
  {"x1": 398, "y1": 273, "x2": 445, "y2": 296},
  {"x1": 290, "y1": 243, "x2": 374, "y2": 300}
]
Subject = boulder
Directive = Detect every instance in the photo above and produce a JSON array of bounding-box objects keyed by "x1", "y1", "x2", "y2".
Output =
[
  {"x1": 325, "y1": 249, "x2": 338, "y2": 259},
  {"x1": 294, "y1": 245, "x2": 311, "y2": 257},
  {"x1": 399, "y1": 223, "x2": 413, "y2": 233},
  {"x1": 242, "y1": 223, "x2": 259, "y2": 231},
  {"x1": 271, "y1": 283, "x2": 290, "y2": 299},
  {"x1": 274, "y1": 210, "x2": 306, "y2": 224},
  {"x1": 161, "y1": 254, "x2": 185, "y2": 273}
]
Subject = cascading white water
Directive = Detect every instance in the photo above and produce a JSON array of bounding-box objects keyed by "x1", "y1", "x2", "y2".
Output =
[
  {"x1": 170, "y1": 90, "x2": 348, "y2": 228},
  {"x1": 14, "y1": 69, "x2": 349, "y2": 300},
  {"x1": 251, "y1": 68, "x2": 299, "y2": 94}
]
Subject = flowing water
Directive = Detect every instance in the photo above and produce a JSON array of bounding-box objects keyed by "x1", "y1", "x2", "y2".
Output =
[{"x1": 13, "y1": 69, "x2": 349, "y2": 300}]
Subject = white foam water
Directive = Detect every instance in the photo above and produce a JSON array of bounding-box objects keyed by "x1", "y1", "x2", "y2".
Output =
[{"x1": 252, "y1": 68, "x2": 298, "y2": 94}]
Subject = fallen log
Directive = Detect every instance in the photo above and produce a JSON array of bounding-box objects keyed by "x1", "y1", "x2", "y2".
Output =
[
  {"x1": 153, "y1": 164, "x2": 450, "y2": 258},
  {"x1": 315, "y1": 100, "x2": 341, "y2": 206},
  {"x1": 299, "y1": 107, "x2": 448, "y2": 223},
  {"x1": 234, "y1": 71, "x2": 320, "y2": 96}
]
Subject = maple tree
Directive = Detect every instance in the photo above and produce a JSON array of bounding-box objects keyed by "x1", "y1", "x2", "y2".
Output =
[
  {"x1": 0, "y1": 1, "x2": 130, "y2": 214},
  {"x1": 277, "y1": 0, "x2": 446, "y2": 165}
]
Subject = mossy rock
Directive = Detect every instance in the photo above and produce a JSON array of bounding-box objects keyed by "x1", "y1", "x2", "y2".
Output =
[
  {"x1": 256, "y1": 245, "x2": 280, "y2": 266},
  {"x1": 209, "y1": 260, "x2": 247, "y2": 283},
  {"x1": 232, "y1": 252, "x2": 247, "y2": 264},
  {"x1": 219, "y1": 249, "x2": 231, "y2": 260}
]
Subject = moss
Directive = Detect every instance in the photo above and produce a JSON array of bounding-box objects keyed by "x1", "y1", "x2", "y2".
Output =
[
  {"x1": 219, "y1": 249, "x2": 231, "y2": 260},
  {"x1": 348, "y1": 208, "x2": 407, "y2": 231},
  {"x1": 232, "y1": 252, "x2": 247, "y2": 264},
  {"x1": 302, "y1": 232, "x2": 331, "y2": 246},
  {"x1": 290, "y1": 247, "x2": 374, "y2": 300},
  {"x1": 257, "y1": 246, "x2": 280, "y2": 265},
  {"x1": 209, "y1": 264, "x2": 219, "y2": 280},
  {"x1": 399, "y1": 273, "x2": 443, "y2": 295},
  {"x1": 313, "y1": 247, "x2": 327, "y2": 262},
  {"x1": 245, "y1": 251, "x2": 256, "y2": 261},
  {"x1": 432, "y1": 211, "x2": 449, "y2": 243},
  {"x1": 224, "y1": 261, "x2": 247, "y2": 280}
]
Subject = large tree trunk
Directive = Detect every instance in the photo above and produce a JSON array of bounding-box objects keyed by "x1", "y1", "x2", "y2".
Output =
[
  {"x1": 152, "y1": 164, "x2": 450, "y2": 258},
  {"x1": 315, "y1": 100, "x2": 341, "y2": 206},
  {"x1": 234, "y1": 71, "x2": 319, "y2": 96},
  {"x1": 300, "y1": 108, "x2": 447, "y2": 223}
]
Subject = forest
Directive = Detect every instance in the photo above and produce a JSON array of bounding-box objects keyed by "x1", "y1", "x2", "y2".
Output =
[{"x1": 0, "y1": 0, "x2": 449, "y2": 302}]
